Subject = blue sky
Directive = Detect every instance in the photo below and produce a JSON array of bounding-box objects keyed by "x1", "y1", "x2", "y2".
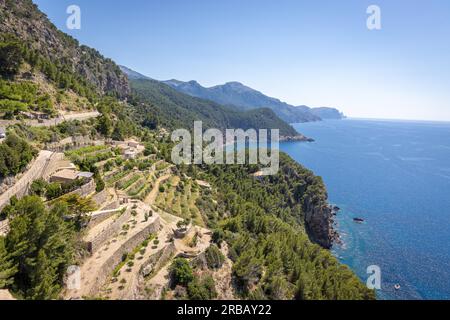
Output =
[{"x1": 33, "y1": 0, "x2": 450, "y2": 121}]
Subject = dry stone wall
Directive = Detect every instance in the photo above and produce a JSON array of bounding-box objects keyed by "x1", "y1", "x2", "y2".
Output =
[
  {"x1": 0, "y1": 151, "x2": 52, "y2": 211},
  {"x1": 86, "y1": 216, "x2": 161, "y2": 296},
  {"x1": 87, "y1": 209, "x2": 131, "y2": 254}
]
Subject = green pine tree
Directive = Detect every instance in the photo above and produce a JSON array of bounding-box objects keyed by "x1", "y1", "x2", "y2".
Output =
[{"x1": 0, "y1": 237, "x2": 17, "y2": 289}]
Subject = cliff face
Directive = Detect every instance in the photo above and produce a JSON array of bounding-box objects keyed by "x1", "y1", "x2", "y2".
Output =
[
  {"x1": 0, "y1": 0, "x2": 129, "y2": 98},
  {"x1": 303, "y1": 200, "x2": 338, "y2": 249},
  {"x1": 273, "y1": 155, "x2": 339, "y2": 249}
]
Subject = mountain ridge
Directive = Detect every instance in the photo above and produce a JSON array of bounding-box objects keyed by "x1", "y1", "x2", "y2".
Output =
[
  {"x1": 128, "y1": 77, "x2": 305, "y2": 138},
  {"x1": 163, "y1": 79, "x2": 345, "y2": 122},
  {"x1": 118, "y1": 66, "x2": 344, "y2": 122}
]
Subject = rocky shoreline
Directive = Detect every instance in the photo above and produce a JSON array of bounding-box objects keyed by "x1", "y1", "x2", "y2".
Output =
[
  {"x1": 304, "y1": 201, "x2": 341, "y2": 249},
  {"x1": 280, "y1": 134, "x2": 315, "y2": 142}
]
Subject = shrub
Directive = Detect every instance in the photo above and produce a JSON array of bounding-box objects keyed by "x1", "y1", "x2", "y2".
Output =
[
  {"x1": 169, "y1": 258, "x2": 193, "y2": 287},
  {"x1": 205, "y1": 245, "x2": 225, "y2": 269},
  {"x1": 0, "y1": 39, "x2": 23, "y2": 77},
  {"x1": 187, "y1": 276, "x2": 218, "y2": 300}
]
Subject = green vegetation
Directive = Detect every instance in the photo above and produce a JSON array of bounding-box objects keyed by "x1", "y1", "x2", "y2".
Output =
[
  {"x1": 113, "y1": 234, "x2": 155, "y2": 277},
  {"x1": 0, "y1": 33, "x2": 98, "y2": 102},
  {"x1": 9, "y1": 119, "x2": 98, "y2": 147},
  {"x1": 205, "y1": 245, "x2": 225, "y2": 270},
  {"x1": 129, "y1": 78, "x2": 299, "y2": 136},
  {"x1": 30, "y1": 176, "x2": 94, "y2": 202},
  {"x1": 1, "y1": 196, "x2": 77, "y2": 299},
  {"x1": 0, "y1": 133, "x2": 37, "y2": 179},
  {"x1": 170, "y1": 258, "x2": 194, "y2": 287},
  {"x1": 116, "y1": 174, "x2": 140, "y2": 190},
  {"x1": 155, "y1": 177, "x2": 205, "y2": 226},
  {"x1": 95, "y1": 97, "x2": 141, "y2": 141},
  {"x1": 65, "y1": 145, "x2": 110, "y2": 158},
  {"x1": 0, "y1": 36, "x2": 22, "y2": 77},
  {"x1": 187, "y1": 275, "x2": 217, "y2": 300},
  {"x1": 0, "y1": 236, "x2": 16, "y2": 289},
  {"x1": 169, "y1": 258, "x2": 218, "y2": 300},
  {"x1": 179, "y1": 154, "x2": 375, "y2": 300},
  {"x1": 66, "y1": 145, "x2": 115, "y2": 169},
  {"x1": 0, "y1": 80, "x2": 55, "y2": 118}
]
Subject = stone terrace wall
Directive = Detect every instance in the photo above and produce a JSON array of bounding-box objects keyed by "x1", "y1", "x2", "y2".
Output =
[
  {"x1": 87, "y1": 209, "x2": 131, "y2": 254},
  {"x1": 122, "y1": 242, "x2": 177, "y2": 300},
  {"x1": 87, "y1": 208, "x2": 122, "y2": 231},
  {"x1": 141, "y1": 242, "x2": 176, "y2": 278},
  {"x1": 87, "y1": 216, "x2": 161, "y2": 296},
  {"x1": 45, "y1": 136, "x2": 105, "y2": 152},
  {"x1": 0, "y1": 151, "x2": 52, "y2": 211},
  {"x1": 66, "y1": 179, "x2": 96, "y2": 198},
  {"x1": 91, "y1": 189, "x2": 109, "y2": 208}
]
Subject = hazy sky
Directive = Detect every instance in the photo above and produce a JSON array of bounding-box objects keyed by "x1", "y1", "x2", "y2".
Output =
[{"x1": 33, "y1": 0, "x2": 450, "y2": 121}]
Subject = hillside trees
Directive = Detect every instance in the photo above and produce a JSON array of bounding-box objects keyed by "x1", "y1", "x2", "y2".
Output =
[
  {"x1": 3, "y1": 196, "x2": 76, "y2": 299},
  {"x1": 0, "y1": 134, "x2": 37, "y2": 179},
  {"x1": 169, "y1": 258, "x2": 218, "y2": 300},
  {"x1": 180, "y1": 155, "x2": 375, "y2": 300},
  {"x1": 0, "y1": 237, "x2": 16, "y2": 289},
  {"x1": 0, "y1": 38, "x2": 23, "y2": 77},
  {"x1": 170, "y1": 258, "x2": 194, "y2": 287},
  {"x1": 205, "y1": 245, "x2": 225, "y2": 269}
]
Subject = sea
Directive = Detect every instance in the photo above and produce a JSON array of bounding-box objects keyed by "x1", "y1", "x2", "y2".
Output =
[{"x1": 280, "y1": 119, "x2": 450, "y2": 300}]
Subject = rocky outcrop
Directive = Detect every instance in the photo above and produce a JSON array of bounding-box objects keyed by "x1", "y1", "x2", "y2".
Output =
[
  {"x1": 0, "y1": 0, "x2": 129, "y2": 98},
  {"x1": 304, "y1": 201, "x2": 339, "y2": 249},
  {"x1": 280, "y1": 135, "x2": 315, "y2": 142}
]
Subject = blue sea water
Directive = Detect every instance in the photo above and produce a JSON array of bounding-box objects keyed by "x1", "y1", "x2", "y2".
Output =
[{"x1": 280, "y1": 119, "x2": 450, "y2": 300}]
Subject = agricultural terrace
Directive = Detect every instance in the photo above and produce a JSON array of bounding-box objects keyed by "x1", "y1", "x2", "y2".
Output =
[
  {"x1": 65, "y1": 145, "x2": 118, "y2": 167},
  {"x1": 155, "y1": 176, "x2": 208, "y2": 227}
]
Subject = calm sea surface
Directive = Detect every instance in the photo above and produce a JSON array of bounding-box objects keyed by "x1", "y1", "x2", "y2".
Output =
[{"x1": 281, "y1": 119, "x2": 450, "y2": 300}]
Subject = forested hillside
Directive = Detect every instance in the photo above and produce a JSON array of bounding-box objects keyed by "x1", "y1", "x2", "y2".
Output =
[
  {"x1": 176, "y1": 153, "x2": 375, "y2": 300},
  {"x1": 0, "y1": 0, "x2": 373, "y2": 301},
  {"x1": 129, "y1": 78, "x2": 301, "y2": 137},
  {"x1": 0, "y1": 0, "x2": 129, "y2": 98}
]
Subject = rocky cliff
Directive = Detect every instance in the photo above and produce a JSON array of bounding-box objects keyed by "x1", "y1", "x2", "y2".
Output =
[
  {"x1": 0, "y1": 0, "x2": 129, "y2": 98},
  {"x1": 303, "y1": 200, "x2": 339, "y2": 249}
]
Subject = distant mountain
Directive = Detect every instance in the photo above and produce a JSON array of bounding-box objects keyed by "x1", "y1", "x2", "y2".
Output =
[
  {"x1": 125, "y1": 78, "x2": 301, "y2": 137},
  {"x1": 310, "y1": 107, "x2": 345, "y2": 120},
  {"x1": 162, "y1": 79, "x2": 344, "y2": 123},
  {"x1": 121, "y1": 66, "x2": 303, "y2": 137}
]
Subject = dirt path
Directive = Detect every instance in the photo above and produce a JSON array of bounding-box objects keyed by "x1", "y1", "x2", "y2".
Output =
[
  {"x1": 0, "y1": 111, "x2": 100, "y2": 128},
  {"x1": 144, "y1": 174, "x2": 171, "y2": 205}
]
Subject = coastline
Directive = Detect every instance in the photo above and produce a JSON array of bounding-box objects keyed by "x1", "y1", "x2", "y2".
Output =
[{"x1": 280, "y1": 134, "x2": 315, "y2": 142}]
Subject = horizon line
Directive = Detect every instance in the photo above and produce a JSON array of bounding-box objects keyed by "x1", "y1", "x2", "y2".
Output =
[{"x1": 340, "y1": 117, "x2": 450, "y2": 124}]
